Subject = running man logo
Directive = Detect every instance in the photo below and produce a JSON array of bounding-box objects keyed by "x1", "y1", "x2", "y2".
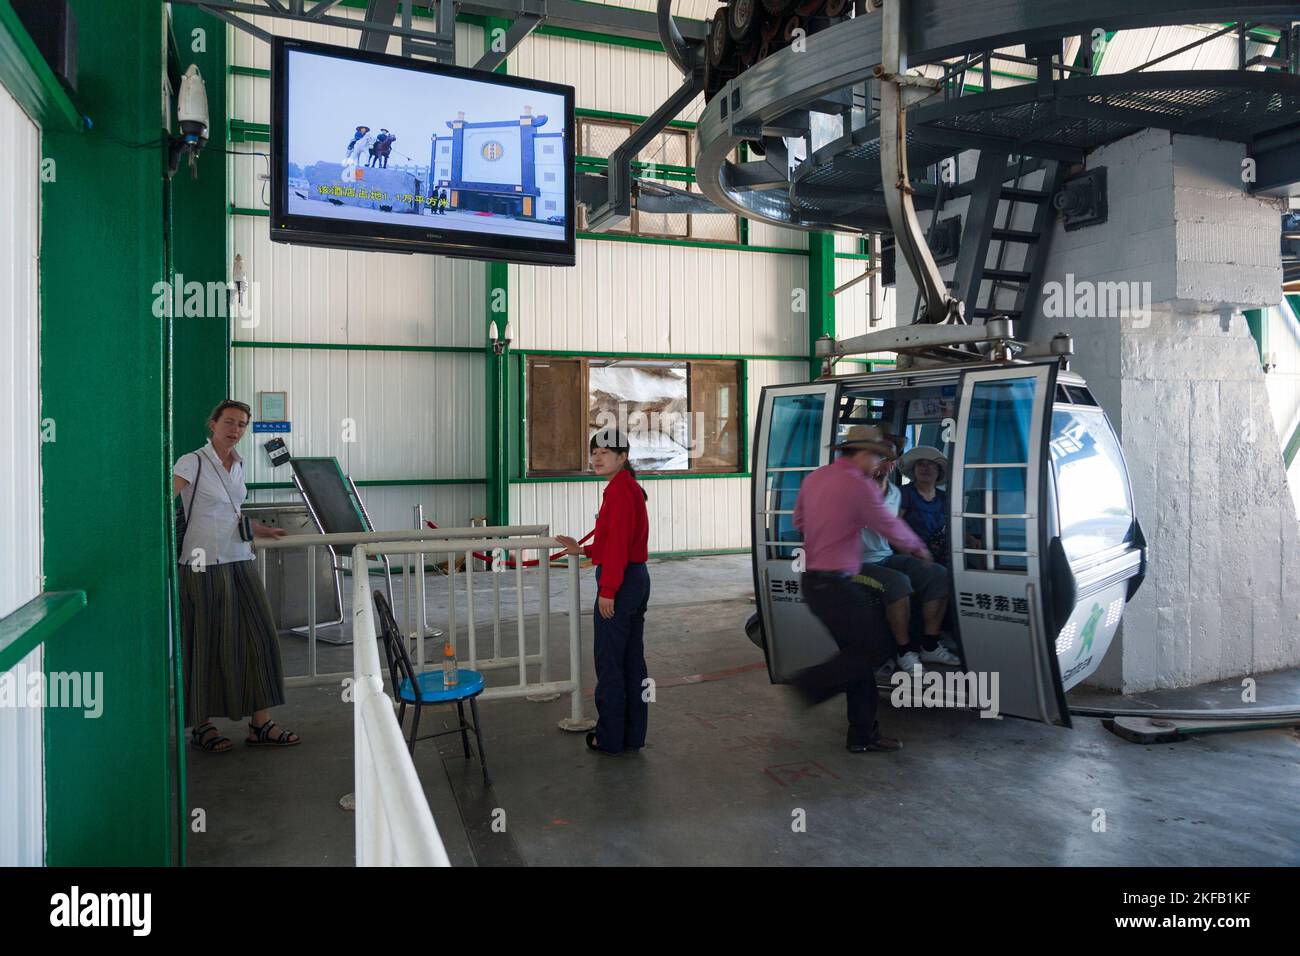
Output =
[
  {"x1": 482, "y1": 141, "x2": 505, "y2": 161},
  {"x1": 1075, "y1": 602, "x2": 1104, "y2": 660}
]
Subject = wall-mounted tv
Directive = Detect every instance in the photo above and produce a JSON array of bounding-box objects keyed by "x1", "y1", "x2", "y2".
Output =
[{"x1": 271, "y1": 37, "x2": 575, "y2": 267}]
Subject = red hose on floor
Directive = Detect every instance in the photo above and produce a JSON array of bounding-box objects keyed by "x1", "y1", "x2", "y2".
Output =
[{"x1": 423, "y1": 521, "x2": 593, "y2": 568}]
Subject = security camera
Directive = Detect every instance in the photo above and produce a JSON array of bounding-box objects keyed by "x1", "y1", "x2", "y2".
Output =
[{"x1": 168, "y1": 64, "x2": 210, "y2": 179}]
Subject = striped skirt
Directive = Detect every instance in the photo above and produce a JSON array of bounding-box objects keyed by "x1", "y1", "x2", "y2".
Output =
[{"x1": 178, "y1": 560, "x2": 286, "y2": 726}]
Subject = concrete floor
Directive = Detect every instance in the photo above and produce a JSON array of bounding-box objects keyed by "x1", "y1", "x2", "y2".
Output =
[{"x1": 187, "y1": 554, "x2": 1300, "y2": 867}]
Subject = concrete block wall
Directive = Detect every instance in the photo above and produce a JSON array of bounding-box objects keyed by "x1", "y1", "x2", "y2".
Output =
[{"x1": 1028, "y1": 129, "x2": 1300, "y2": 692}]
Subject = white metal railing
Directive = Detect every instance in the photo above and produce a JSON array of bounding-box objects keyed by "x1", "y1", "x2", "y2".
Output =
[
  {"x1": 255, "y1": 525, "x2": 549, "y2": 683},
  {"x1": 360, "y1": 535, "x2": 588, "y2": 729},
  {"x1": 349, "y1": 549, "x2": 450, "y2": 867},
  {"x1": 253, "y1": 525, "x2": 594, "y2": 865},
  {"x1": 254, "y1": 525, "x2": 589, "y2": 725}
]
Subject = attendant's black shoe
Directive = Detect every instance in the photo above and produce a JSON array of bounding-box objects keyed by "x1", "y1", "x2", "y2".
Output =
[
  {"x1": 585, "y1": 732, "x2": 622, "y2": 756},
  {"x1": 847, "y1": 735, "x2": 903, "y2": 753}
]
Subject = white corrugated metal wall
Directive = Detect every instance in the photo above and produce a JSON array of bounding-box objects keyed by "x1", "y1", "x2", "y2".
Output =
[
  {"x1": 227, "y1": 11, "x2": 490, "y2": 531},
  {"x1": 500, "y1": 26, "x2": 810, "y2": 551},
  {"x1": 224, "y1": 8, "x2": 836, "y2": 550},
  {"x1": 0, "y1": 79, "x2": 44, "y2": 866}
]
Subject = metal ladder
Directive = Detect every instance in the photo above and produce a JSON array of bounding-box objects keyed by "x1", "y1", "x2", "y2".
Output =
[{"x1": 955, "y1": 154, "x2": 1068, "y2": 332}]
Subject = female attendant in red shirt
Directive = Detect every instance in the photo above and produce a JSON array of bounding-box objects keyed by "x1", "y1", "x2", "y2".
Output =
[{"x1": 556, "y1": 429, "x2": 650, "y2": 755}]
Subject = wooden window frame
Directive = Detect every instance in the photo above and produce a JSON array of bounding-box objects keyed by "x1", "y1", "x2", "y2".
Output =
[{"x1": 525, "y1": 355, "x2": 744, "y2": 477}]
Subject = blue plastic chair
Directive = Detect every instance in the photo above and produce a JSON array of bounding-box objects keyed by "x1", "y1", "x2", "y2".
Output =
[{"x1": 372, "y1": 591, "x2": 491, "y2": 787}]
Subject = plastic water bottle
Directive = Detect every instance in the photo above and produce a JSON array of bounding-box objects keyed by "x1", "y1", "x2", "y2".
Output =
[{"x1": 442, "y1": 641, "x2": 458, "y2": 688}]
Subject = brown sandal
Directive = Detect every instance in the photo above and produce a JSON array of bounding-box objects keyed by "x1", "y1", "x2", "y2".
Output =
[{"x1": 246, "y1": 719, "x2": 301, "y2": 747}]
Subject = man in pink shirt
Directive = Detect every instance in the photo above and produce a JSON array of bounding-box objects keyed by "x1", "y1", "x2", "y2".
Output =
[{"x1": 792, "y1": 425, "x2": 932, "y2": 752}]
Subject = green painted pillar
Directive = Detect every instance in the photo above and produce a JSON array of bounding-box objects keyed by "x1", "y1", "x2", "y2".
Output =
[
  {"x1": 1244, "y1": 309, "x2": 1267, "y2": 366},
  {"x1": 808, "y1": 232, "x2": 836, "y2": 379},
  {"x1": 483, "y1": 18, "x2": 513, "y2": 525},
  {"x1": 40, "y1": 0, "x2": 174, "y2": 865},
  {"x1": 486, "y1": 261, "x2": 510, "y2": 524},
  {"x1": 169, "y1": 5, "x2": 229, "y2": 450}
]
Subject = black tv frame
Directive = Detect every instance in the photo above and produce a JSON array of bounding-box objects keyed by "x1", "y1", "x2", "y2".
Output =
[{"x1": 270, "y1": 37, "x2": 576, "y2": 267}]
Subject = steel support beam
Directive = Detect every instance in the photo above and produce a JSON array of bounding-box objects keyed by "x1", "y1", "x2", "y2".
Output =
[
  {"x1": 658, "y1": 0, "x2": 694, "y2": 76},
  {"x1": 173, "y1": 0, "x2": 461, "y2": 47},
  {"x1": 359, "y1": 0, "x2": 401, "y2": 52},
  {"x1": 585, "y1": 75, "x2": 702, "y2": 231},
  {"x1": 459, "y1": 0, "x2": 708, "y2": 44},
  {"x1": 909, "y1": 123, "x2": 1085, "y2": 163},
  {"x1": 899, "y1": 2, "x2": 1300, "y2": 67},
  {"x1": 1251, "y1": 140, "x2": 1300, "y2": 196},
  {"x1": 474, "y1": 14, "x2": 542, "y2": 72},
  {"x1": 308, "y1": 0, "x2": 346, "y2": 18},
  {"x1": 198, "y1": 3, "x2": 274, "y2": 43},
  {"x1": 825, "y1": 318, "x2": 1018, "y2": 359},
  {"x1": 878, "y1": 0, "x2": 962, "y2": 324}
]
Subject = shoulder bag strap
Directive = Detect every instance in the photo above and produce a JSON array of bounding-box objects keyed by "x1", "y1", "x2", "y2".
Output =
[{"x1": 185, "y1": 452, "x2": 204, "y2": 519}]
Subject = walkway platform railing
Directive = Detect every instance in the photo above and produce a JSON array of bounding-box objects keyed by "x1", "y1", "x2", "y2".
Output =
[{"x1": 254, "y1": 525, "x2": 594, "y2": 865}]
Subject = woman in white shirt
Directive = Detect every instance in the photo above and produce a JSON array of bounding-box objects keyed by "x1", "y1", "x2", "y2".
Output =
[{"x1": 173, "y1": 400, "x2": 300, "y2": 753}]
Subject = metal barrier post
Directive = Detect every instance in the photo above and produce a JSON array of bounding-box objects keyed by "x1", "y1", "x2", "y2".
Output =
[
  {"x1": 307, "y1": 544, "x2": 318, "y2": 680},
  {"x1": 415, "y1": 505, "x2": 427, "y2": 672},
  {"x1": 492, "y1": 550, "x2": 502, "y2": 659},
  {"x1": 558, "y1": 553, "x2": 595, "y2": 732},
  {"x1": 527, "y1": 545, "x2": 559, "y2": 702},
  {"x1": 539, "y1": 547, "x2": 551, "y2": 683},
  {"x1": 448, "y1": 550, "x2": 458, "y2": 657},
  {"x1": 515, "y1": 551, "x2": 526, "y2": 689},
  {"x1": 465, "y1": 548, "x2": 477, "y2": 669},
  {"x1": 402, "y1": 551, "x2": 412, "y2": 650}
]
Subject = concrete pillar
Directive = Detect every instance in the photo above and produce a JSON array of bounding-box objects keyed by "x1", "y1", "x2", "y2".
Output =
[{"x1": 1029, "y1": 130, "x2": 1300, "y2": 692}]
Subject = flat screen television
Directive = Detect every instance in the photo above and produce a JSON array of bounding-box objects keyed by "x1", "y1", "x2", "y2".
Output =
[{"x1": 271, "y1": 37, "x2": 575, "y2": 266}]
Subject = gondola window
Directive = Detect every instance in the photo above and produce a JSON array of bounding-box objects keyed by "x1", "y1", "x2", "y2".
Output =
[
  {"x1": 962, "y1": 379, "x2": 1035, "y2": 572},
  {"x1": 1050, "y1": 408, "x2": 1134, "y2": 560},
  {"x1": 762, "y1": 392, "x2": 828, "y2": 559}
]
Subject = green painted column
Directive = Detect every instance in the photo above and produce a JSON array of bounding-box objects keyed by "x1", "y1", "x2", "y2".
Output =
[
  {"x1": 484, "y1": 17, "x2": 513, "y2": 525},
  {"x1": 1244, "y1": 309, "x2": 1268, "y2": 366},
  {"x1": 169, "y1": 5, "x2": 229, "y2": 450},
  {"x1": 486, "y1": 261, "x2": 510, "y2": 524},
  {"x1": 807, "y1": 232, "x2": 836, "y2": 378},
  {"x1": 40, "y1": 0, "x2": 174, "y2": 865}
]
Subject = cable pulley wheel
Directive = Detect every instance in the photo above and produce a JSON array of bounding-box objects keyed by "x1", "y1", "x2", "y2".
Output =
[
  {"x1": 728, "y1": 0, "x2": 762, "y2": 43},
  {"x1": 782, "y1": 13, "x2": 804, "y2": 44},
  {"x1": 708, "y1": 8, "x2": 735, "y2": 68}
]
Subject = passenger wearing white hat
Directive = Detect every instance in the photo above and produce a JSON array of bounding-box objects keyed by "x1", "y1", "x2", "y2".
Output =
[
  {"x1": 856, "y1": 439, "x2": 959, "y2": 670},
  {"x1": 899, "y1": 446, "x2": 950, "y2": 557}
]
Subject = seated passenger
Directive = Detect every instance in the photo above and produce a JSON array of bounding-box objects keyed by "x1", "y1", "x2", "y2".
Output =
[
  {"x1": 898, "y1": 446, "x2": 949, "y2": 557},
  {"x1": 856, "y1": 437, "x2": 958, "y2": 671}
]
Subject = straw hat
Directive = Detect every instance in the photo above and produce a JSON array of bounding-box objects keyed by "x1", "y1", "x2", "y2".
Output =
[
  {"x1": 830, "y1": 425, "x2": 898, "y2": 459},
  {"x1": 901, "y1": 445, "x2": 948, "y2": 483}
]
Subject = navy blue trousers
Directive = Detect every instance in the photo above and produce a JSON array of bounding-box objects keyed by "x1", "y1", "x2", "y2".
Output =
[
  {"x1": 592, "y1": 563, "x2": 650, "y2": 752},
  {"x1": 799, "y1": 571, "x2": 893, "y2": 745}
]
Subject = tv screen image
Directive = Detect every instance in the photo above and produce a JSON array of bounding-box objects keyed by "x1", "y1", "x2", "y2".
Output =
[{"x1": 272, "y1": 38, "x2": 575, "y2": 266}]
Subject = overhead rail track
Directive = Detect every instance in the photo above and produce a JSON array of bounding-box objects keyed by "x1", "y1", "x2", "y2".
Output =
[{"x1": 693, "y1": 2, "x2": 1300, "y2": 236}]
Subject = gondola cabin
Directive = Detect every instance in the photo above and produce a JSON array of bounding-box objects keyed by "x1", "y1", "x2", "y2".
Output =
[{"x1": 749, "y1": 358, "x2": 1147, "y2": 727}]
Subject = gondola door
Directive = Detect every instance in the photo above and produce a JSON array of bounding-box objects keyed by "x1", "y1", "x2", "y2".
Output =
[
  {"x1": 752, "y1": 382, "x2": 840, "y2": 682},
  {"x1": 950, "y1": 363, "x2": 1070, "y2": 726}
]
